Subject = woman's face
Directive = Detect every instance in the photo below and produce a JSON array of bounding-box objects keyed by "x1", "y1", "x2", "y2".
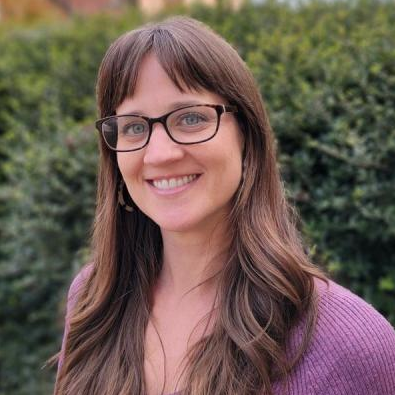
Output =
[{"x1": 116, "y1": 54, "x2": 244, "y2": 234}]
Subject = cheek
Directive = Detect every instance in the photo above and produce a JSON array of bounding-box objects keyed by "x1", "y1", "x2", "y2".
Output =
[
  {"x1": 116, "y1": 154, "x2": 145, "y2": 203},
  {"x1": 116, "y1": 153, "x2": 142, "y2": 181},
  {"x1": 224, "y1": 128, "x2": 244, "y2": 176},
  {"x1": 225, "y1": 133, "x2": 244, "y2": 195},
  {"x1": 226, "y1": 153, "x2": 243, "y2": 190},
  {"x1": 208, "y1": 147, "x2": 243, "y2": 199}
]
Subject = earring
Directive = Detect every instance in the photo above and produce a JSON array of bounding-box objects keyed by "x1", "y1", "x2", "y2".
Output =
[{"x1": 118, "y1": 179, "x2": 134, "y2": 212}]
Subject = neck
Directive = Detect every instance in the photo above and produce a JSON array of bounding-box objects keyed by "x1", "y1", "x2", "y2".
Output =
[{"x1": 158, "y1": 221, "x2": 230, "y2": 297}]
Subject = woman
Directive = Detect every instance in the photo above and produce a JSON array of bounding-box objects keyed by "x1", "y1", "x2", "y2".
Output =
[{"x1": 54, "y1": 16, "x2": 395, "y2": 395}]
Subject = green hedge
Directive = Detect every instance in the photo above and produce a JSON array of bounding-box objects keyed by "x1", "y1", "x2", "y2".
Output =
[{"x1": 1, "y1": 1, "x2": 394, "y2": 393}]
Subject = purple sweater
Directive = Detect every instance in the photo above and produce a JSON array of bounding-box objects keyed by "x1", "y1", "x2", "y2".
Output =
[{"x1": 59, "y1": 269, "x2": 395, "y2": 394}]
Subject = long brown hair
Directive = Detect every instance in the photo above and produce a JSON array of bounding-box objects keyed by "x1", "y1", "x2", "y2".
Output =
[{"x1": 54, "y1": 16, "x2": 327, "y2": 395}]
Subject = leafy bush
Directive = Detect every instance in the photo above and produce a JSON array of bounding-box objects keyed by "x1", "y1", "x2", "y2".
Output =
[
  {"x1": 0, "y1": 1, "x2": 394, "y2": 393},
  {"x1": 243, "y1": 0, "x2": 395, "y2": 322},
  {"x1": 0, "y1": 12, "x2": 142, "y2": 394}
]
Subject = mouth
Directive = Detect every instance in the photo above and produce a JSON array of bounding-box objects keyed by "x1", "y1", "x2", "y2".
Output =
[{"x1": 148, "y1": 174, "x2": 200, "y2": 191}]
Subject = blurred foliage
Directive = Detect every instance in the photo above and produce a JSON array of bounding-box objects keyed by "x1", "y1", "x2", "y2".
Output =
[
  {"x1": 0, "y1": 1, "x2": 394, "y2": 393},
  {"x1": 0, "y1": 0, "x2": 65, "y2": 26}
]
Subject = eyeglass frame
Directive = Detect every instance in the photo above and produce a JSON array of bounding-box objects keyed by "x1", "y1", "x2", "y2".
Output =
[{"x1": 95, "y1": 103, "x2": 238, "y2": 152}]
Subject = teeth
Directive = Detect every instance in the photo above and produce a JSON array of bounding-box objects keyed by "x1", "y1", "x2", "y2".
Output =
[
  {"x1": 153, "y1": 174, "x2": 197, "y2": 190},
  {"x1": 169, "y1": 178, "x2": 177, "y2": 188}
]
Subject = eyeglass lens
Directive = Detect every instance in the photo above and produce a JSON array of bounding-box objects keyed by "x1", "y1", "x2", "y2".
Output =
[{"x1": 101, "y1": 105, "x2": 219, "y2": 151}]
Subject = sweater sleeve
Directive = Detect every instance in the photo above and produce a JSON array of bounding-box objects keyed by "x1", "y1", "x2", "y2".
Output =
[
  {"x1": 301, "y1": 279, "x2": 395, "y2": 395},
  {"x1": 57, "y1": 265, "x2": 92, "y2": 373}
]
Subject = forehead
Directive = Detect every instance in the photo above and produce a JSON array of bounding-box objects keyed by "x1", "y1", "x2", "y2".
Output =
[{"x1": 116, "y1": 54, "x2": 227, "y2": 117}]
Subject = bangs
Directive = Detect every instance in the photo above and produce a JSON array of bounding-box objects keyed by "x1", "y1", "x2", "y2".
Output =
[
  {"x1": 97, "y1": 17, "x2": 244, "y2": 118},
  {"x1": 152, "y1": 28, "x2": 218, "y2": 94}
]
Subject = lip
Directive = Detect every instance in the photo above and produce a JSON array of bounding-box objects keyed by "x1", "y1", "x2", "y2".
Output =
[
  {"x1": 146, "y1": 174, "x2": 201, "y2": 196},
  {"x1": 146, "y1": 173, "x2": 201, "y2": 182}
]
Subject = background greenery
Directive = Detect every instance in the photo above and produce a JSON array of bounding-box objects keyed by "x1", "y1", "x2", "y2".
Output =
[{"x1": 0, "y1": 0, "x2": 394, "y2": 393}]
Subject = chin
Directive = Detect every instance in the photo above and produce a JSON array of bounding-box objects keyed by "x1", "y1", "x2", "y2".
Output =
[
  {"x1": 140, "y1": 206, "x2": 203, "y2": 232},
  {"x1": 152, "y1": 216, "x2": 199, "y2": 233}
]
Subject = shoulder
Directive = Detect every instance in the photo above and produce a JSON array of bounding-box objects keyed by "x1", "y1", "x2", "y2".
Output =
[
  {"x1": 57, "y1": 264, "x2": 94, "y2": 372},
  {"x1": 65, "y1": 263, "x2": 94, "y2": 318},
  {"x1": 65, "y1": 262, "x2": 94, "y2": 317},
  {"x1": 297, "y1": 278, "x2": 395, "y2": 394},
  {"x1": 313, "y1": 277, "x2": 395, "y2": 351}
]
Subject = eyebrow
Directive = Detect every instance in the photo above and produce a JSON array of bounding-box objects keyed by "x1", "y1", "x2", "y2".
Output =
[
  {"x1": 168, "y1": 100, "x2": 204, "y2": 110},
  {"x1": 118, "y1": 100, "x2": 206, "y2": 117}
]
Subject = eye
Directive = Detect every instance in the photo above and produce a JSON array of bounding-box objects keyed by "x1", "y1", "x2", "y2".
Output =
[
  {"x1": 180, "y1": 112, "x2": 207, "y2": 126},
  {"x1": 123, "y1": 122, "x2": 147, "y2": 135}
]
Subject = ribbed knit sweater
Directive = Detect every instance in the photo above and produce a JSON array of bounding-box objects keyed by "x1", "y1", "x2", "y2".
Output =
[
  {"x1": 59, "y1": 270, "x2": 395, "y2": 394},
  {"x1": 270, "y1": 278, "x2": 395, "y2": 395}
]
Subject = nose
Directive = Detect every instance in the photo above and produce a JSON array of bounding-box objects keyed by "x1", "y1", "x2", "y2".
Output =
[{"x1": 143, "y1": 122, "x2": 184, "y2": 165}]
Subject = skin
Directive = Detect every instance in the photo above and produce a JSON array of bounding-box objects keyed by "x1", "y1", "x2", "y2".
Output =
[{"x1": 116, "y1": 53, "x2": 244, "y2": 394}]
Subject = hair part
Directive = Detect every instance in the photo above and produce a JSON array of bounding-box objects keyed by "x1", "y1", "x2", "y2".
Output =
[{"x1": 54, "y1": 15, "x2": 328, "y2": 395}]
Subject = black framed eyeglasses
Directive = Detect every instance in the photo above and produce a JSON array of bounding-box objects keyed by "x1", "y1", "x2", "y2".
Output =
[{"x1": 95, "y1": 104, "x2": 238, "y2": 152}]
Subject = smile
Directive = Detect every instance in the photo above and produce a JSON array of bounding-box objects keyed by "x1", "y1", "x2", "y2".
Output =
[{"x1": 152, "y1": 174, "x2": 198, "y2": 190}]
